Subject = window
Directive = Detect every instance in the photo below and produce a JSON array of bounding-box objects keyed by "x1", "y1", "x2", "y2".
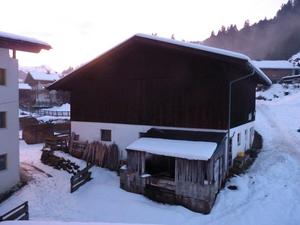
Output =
[
  {"x1": 237, "y1": 133, "x2": 241, "y2": 146},
  {"x1": 0, "y1": 154, "x2": 7, "y2": 171},
  {"x1": 0, "y1": 68, "x2": 5, "y2": 85},
  {"x1": 0, "y1": 112, "x2": 6, "y2": 128},
  {"x1": 248, "y1": 113, "x2": 252, "y2": 121},
  {"x1": 101, "y1": 129, "x2": 111, "y2": 141}
]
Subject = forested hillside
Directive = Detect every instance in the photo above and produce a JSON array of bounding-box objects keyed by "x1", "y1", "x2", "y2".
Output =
[{"x1": 203, "y1": 0, "x2": 300, "y2": 60}]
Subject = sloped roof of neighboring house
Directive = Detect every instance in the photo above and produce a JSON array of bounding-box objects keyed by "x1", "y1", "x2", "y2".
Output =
[
  {"x1": 18, "y1": 82, "x2": 32, "y2": 90},
  {"x1": 49, "y1": 33, "x2": 271, "y2": 90},
  {"x1": 29, "y1": 71, "x2": 60, "y2": 82},
  {"x1": 0, "y1": 31, "x2": 51, "y2": 53},
  {"x1": 252, "y1": 60, "x2": 300, "y2": 69}
]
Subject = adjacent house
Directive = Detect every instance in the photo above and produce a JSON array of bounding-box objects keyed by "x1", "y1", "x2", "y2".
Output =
[
  {"x1": 0, "y1": 31, "x2": 51, "y2": 195},
  {"x1": 24, "y1": 71, "x2": 60, "y2": 108},
  {"x1": 49, "y1": 34, "x2": 271, "y2": 213},
  {"x1": 18, "y1": 82, "x2": 32, "y2": 108},
  {"x1": 252, "y1": 60, "x2": 300, "y2": 82}
]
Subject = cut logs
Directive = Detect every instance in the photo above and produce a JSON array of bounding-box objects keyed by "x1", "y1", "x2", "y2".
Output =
[{"x1": 69, "y1": 133, "x2": 120, "y2": 171}]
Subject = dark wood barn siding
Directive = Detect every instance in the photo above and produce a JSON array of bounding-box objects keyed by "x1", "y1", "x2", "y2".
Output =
[
  {"x1": 70, "y1": 40, "x2": 256, "y2": 129},
  {"x1": 230, "y1": 77, "x2": 256, "y2": 127}
]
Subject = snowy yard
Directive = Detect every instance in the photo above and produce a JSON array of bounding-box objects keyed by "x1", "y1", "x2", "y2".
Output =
[{"x1": 1, "y1": 85, "x2": 300, "y2": 225}]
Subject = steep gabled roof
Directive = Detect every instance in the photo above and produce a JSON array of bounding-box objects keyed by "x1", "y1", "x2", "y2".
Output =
[
  {"x1": 136, "y1": 34, "x2": 271, "y2": 86},
  {"x1": 49, "y1": 34, "x2": 271, "y2": 90},
  {"x1": 0, "y1": 31, "x2": 51, "y2": 53}
]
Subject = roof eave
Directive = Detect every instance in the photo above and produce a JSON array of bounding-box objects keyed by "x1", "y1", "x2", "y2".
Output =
[
  {"x1": 249, "y1": 62, "x2": 272, "y2": 86},
  {"x1": 0, "y1": 38, "x2": 51, "y2": 53}
]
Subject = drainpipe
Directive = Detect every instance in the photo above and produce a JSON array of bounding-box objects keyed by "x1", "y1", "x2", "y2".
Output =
[{"x1": 227, "y1": 63, "x2": 256, "y2": 169}]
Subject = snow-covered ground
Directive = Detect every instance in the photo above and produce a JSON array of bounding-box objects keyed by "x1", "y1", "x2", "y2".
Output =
[
  {"x1": 256, "y1": 83, "x2": 300, "y2": 100},
  {"x1": 40, "y1": 104, "x2": 70, "y2": 112},
  {"x1": 1, "y1": 84, "x2": 300, "y2": 225}
]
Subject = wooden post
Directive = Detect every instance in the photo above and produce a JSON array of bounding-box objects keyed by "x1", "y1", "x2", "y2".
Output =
[{"x1": 12, "y1": 50, "x2": 16, "y2": 59}]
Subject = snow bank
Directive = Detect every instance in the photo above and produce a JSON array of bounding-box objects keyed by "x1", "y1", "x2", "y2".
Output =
[
  {"x1": 256, "y1": 83, "x2": 300, "y2": 101},
  {"x1": 127, "y1": 137, "x2": 217, "y2": 160},
  {"x1": 289, "y1": 51, "x2": 300, "y2": 66},
  {"x1": 252, "y1": 60, "x2": 300, "y2": 69},
  {"x1": 1, "y1": 222, "x2": 158, "y2": 225}
]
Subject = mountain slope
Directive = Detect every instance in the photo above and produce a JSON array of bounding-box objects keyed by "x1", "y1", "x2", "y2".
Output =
[{"x1": 203, "y1": 0, "x2": 300, "y2": 60}]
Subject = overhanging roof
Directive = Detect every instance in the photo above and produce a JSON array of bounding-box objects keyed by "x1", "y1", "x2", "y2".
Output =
[
  {"x1": 136, "y1": 34, "x2": 271, "y2": 86},
  {"x1": 127, "y1": 137, "x2": 217, "y2": 161},
  {"x1": 48, "y1": 33, "x2": 271, "y2": 90},
  {"x1": 0, "y1": 31, "x2": 51, "y2": 53}
]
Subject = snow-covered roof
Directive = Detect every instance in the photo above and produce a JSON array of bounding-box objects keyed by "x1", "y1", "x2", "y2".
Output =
[
  {"x1": 29, "y1": 71, "x2": 60, "y2": 82},
  {"x1": 136, "y1": 34, "x2": 271, "y2": 86},
  {"x1": 0, "y1": 31, "x2": 50, "y2": 47},
  {"x1": 252, "y1": 60, "x2": 300, "y2": 69},
  {"x1": 19, "y1": 82, "x2": 32, "y2": 90},
  {"x1": 127, "y1": 137, "x2": 217, "y2": 160},
  {"x1": 49, "y1": 33, "x2": 272, "y2": 90},
  {"x1": 136, "y1": 33, "x2": 250, "y2": 61},
  {"x1": 290, "y1": 52, "x2": 300, "y2": 61}
]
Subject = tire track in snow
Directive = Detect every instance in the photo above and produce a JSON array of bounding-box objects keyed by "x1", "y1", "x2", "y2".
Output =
[{"x1": 257, "y1": 103, "x2": 300, "y2": 162}]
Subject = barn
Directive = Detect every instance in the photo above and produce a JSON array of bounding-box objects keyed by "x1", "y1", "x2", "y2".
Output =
[{"x1": 49, "y1": 34, "x2": 271, "y2": 213}]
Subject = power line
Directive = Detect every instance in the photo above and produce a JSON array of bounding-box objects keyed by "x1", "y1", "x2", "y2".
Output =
[{"x1": 0, "y1": 100, "x2": 18, "y2": 106}]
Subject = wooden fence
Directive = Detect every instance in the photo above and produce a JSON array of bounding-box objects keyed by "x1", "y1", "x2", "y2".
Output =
[
  {"x1": 0, "y1": 201, "x2": 29, "y2": 221},
  {"x1": 36, "y1": 110, "x2": 70, "y2": 117},
  {"x1": 70, "y1": 163, "x2": 93, "y2": 193}
]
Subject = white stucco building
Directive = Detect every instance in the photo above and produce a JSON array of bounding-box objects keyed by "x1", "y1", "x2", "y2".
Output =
[{"x1": 0, "y1": 31, "x2": 51, "y2": 195}]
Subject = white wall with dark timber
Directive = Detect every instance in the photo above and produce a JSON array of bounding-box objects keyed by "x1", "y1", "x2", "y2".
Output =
[
  {"x1": 0, "y1": 48, "x2": 20, "y2": 194},
  {"x1": 71, "y1": 121, "x2": 255, "y2": 162}
]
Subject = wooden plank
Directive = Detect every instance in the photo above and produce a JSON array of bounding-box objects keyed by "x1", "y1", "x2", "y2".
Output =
[
  {"x1": 0, "y1": 201, "x2": 29, "y2": 221},
  {"x1": 70, "y1": 164, "x2": 93, "y2": 193}
]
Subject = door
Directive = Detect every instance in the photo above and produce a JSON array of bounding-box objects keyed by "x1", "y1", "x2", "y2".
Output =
[{"x1": 214, "y1": 159, "x2": 220, "y2": 191}]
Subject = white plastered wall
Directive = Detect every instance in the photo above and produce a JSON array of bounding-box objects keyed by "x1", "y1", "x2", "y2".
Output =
[
  {"x1": 71, "y1": 121, "x2": 255, "y2": 162},
  {"x1": 0, "y1": 48, "x2": 20, "y2": 194},
  {"x1": 230, "y1": 121, "x2": 255, "y2": 160}
]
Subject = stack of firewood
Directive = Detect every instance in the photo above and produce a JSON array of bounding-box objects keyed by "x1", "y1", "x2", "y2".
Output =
[
  {"x1": 82, "y1": 141, "x2": 119, "y2": 171},
  {"x1": 69, "y1": 133, "x2": 120, "y2": 171},
  {"x1": 41, "y1": 149, "x2": 80, "y2": 175}
]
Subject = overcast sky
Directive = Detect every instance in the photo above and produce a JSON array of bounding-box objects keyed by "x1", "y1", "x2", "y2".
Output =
[{"x1": 1, "y1": 0, "x2": 288, "y2": 72}]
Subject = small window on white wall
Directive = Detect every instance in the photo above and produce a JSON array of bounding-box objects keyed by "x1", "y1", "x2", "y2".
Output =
[
  {"x1": 0, "y1": 112, "x2": 6, "y2": 128},
  {"x1": 237, "y1": 133, "x2": 241, "y2": 146},
  {"x1": 0, "y1": 154, "x2": 7, "y2": 171},
  {"x1": 0, "y1": 68, "x2": 6, "y2": 85},
  {"x1": 101, "y1": 129, "x2": 111, "y2": 142},
  {"x1": 248, "y1": 113, "x2": 252, "y2": 121}
]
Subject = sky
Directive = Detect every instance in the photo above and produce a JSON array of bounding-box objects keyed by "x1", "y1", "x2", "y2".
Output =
[{"x1": 0, "y1": 0, "x2": 288, "y2": 72}]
